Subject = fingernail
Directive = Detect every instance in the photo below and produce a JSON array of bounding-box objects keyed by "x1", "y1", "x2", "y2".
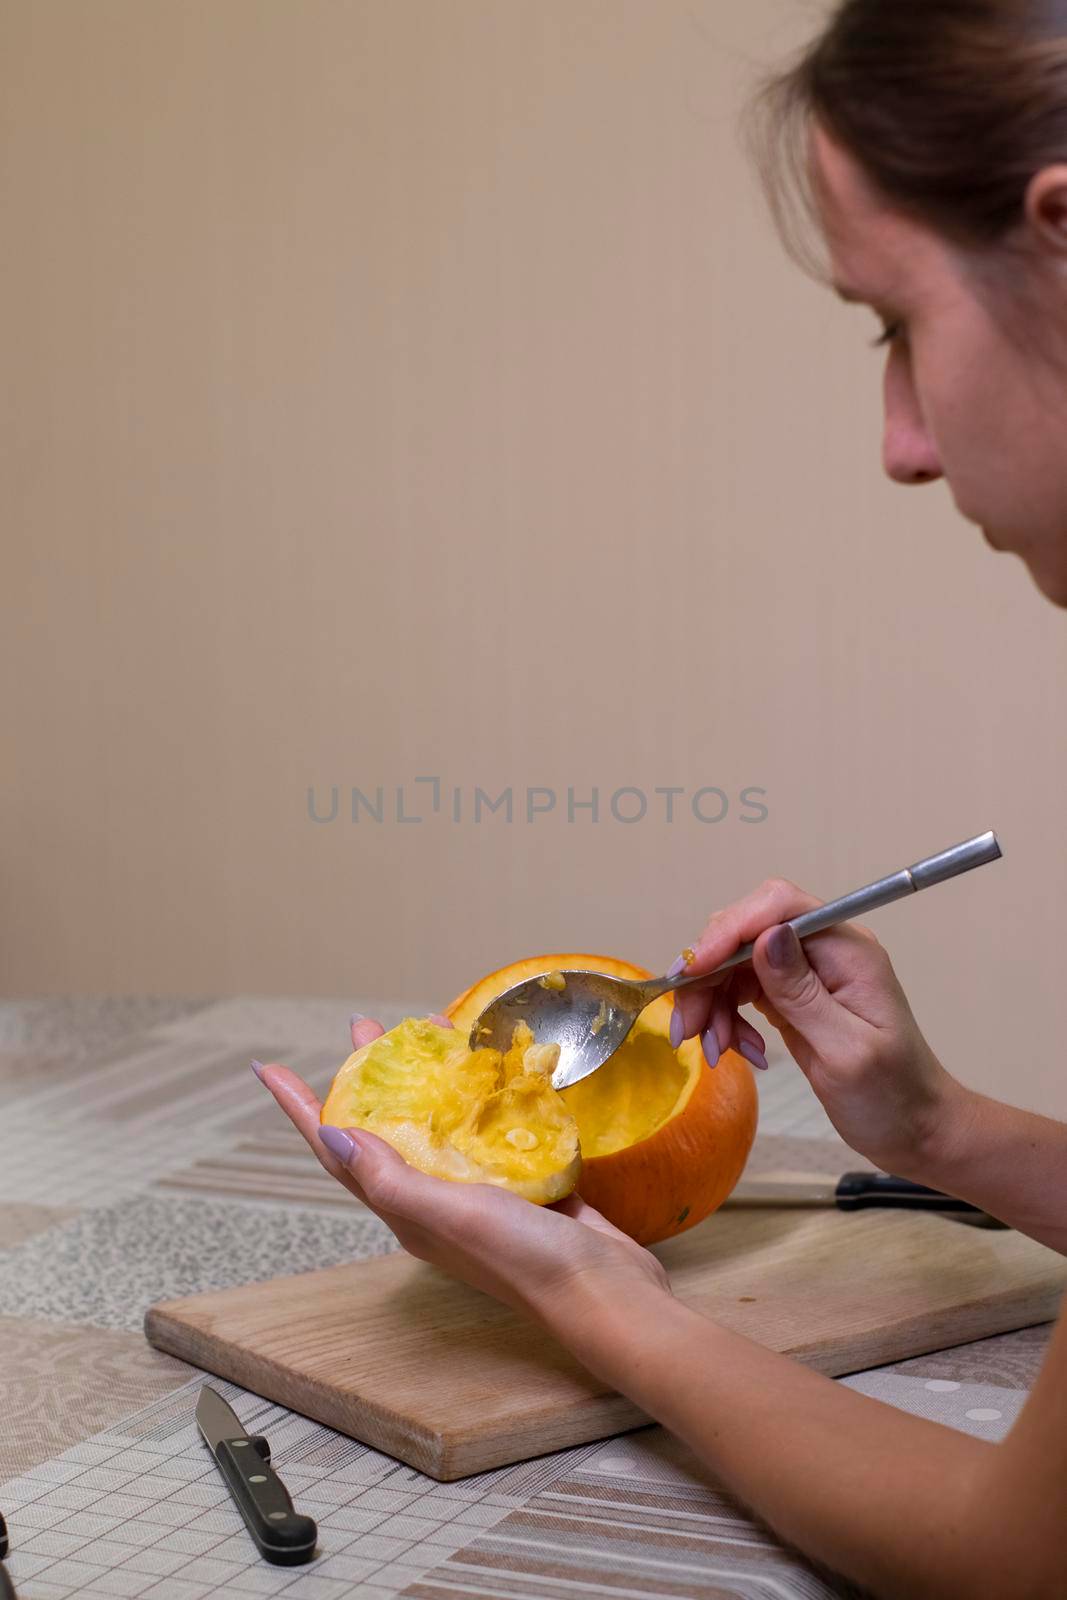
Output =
[
  {"x1": 701, "y1": 1028, "x2": 720, "y2": 1069},
  {"x1": 766, "y1": 925, "x2": 799, "y2": 971},
  {"x1": 250, "y1": 1059, "x2": 266, "y2": 1083},
  {"x1": 666, "y1": 955, "x2": 687, "y2": 979},
  {"x1": 669, "y1": 1005, "x2": 685, "y2": 1050},
  {"x1": 738, "y1": 1040, "x2": 770, "y2": 1072},
  {"x1": 349, "y1": 1013, "x2": 367, "y2": 1027},
  {"x1": 320, "y1": 1125, "x2": 359, "y2": 1163}
]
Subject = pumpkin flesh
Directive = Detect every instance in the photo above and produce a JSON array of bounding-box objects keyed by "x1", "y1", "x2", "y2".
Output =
[{"x1": 321, "y1": 1015, "x2": 581, "y2": 1203}]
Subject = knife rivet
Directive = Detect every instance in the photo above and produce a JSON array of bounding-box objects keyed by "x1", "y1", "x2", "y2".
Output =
[
  {"x1": 268, "y1": 1512, "x2": 286, "y2": 1520},
  {"x1": 249, "y1": 1473, "x2": 267, "y2": 1482},
  {"x1": 231, "y1": 1440, "x2": 248, "y2": 1448}
]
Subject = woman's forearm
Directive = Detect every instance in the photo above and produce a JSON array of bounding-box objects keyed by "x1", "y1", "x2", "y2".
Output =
[
  {"x1": 550, "y1": 1277, "x2": 1036, "y2": 1600},
  {"x1": 909, "y1": 1082, "x2": 1067, "y2": 1254}
]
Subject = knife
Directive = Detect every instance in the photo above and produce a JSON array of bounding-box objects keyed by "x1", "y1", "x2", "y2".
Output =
[
  {"x1": 723, "y1": 1171, "x2": 1008, "y2": 1228},
  {"x1": 0, "y1": 1510, "x2": 16, "y2": 1599},
  {"x1": 195, "y1": 1385, "x2": 318, "y2": 1565}
]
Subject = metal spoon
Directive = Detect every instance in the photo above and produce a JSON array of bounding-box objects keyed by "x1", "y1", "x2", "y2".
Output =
[{"x1": 468, "y1": 830, "x2": 1002, "y2": 1091}]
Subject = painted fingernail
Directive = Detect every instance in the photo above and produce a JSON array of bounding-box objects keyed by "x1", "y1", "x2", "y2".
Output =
[
  {"x1": 669, "y1": 1005, "x2": 685, "y2": 1050},
  {"x1": 349, "y1": 1013, "x2": 367, "y2": 1027},
  {"x1": 766, "y1": 925, "x2": 799, "y2": 971},
  {"x1": 701, "y1": 1028, "x2": 720, "y2": 1069},
  {"x1": 666, "y1": 955, "x2": 687, "y2": 978},
  {"x1": 320, "y1": 1125, "x2": 359, "y2": 1163},
  {"x1": 250, "y1": 1059, "x2": 266, "y2": 1083},
  {"x1": 737, "y1": 1040, "x2": 770, "y2": 1072}
]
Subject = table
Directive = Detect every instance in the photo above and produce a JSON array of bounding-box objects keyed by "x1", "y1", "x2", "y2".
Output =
[{"x1": 0, "y1": 996, "x2": 1054, "y2": 1600}]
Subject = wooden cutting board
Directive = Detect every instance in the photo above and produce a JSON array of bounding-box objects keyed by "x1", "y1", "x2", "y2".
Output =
[{"x1": 145, "y1": 1205, "x2": 1067, "y2": 1480}]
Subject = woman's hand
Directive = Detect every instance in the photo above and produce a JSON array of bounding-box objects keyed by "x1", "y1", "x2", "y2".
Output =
[
  {"x1": 673, "y1": 878, "x2": 970, "y2": 1176},
  {"x1": 252, "y1": 1014, "x2": 672, "y2": 1328}
]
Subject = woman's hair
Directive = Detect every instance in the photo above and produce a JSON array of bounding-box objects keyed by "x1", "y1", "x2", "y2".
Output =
[{"x1": 746, "y1": 0, "x2": 1067, "y2": 278}]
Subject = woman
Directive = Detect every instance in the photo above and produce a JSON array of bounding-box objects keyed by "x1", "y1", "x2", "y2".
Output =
[{"x1": 255, "y1": 4, "x2": 1067, "y2": 1594}]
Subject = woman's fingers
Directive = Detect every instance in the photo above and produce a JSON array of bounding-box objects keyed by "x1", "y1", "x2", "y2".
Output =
[
  {"x1": 728, "y1": 966, "x2": 764, "y2": 1010},
  {"x1": 735, "y1": 1013, "x2": 766, "y2": 1052},
  {"x1": 690, "y1": 879, "x2": 823, "y2": 973},
  {"x1": 548, "y1": 1190, "x2": 633, "y2": 1243},
  {"x1": 669, "y1": 973, "x2": 769, "y2": 1071},
  {"x1": 671, "y1": 985, "x2": 713, "y2": 1050},
  {"x1": 317, "y1": 1125, "x2": 427, "y2": 1218},
  {"x1": 253, "y1": 1063, "x2": 365, "y2": 1200},
  {"x1": 253, "y1": 1061, "x2": 320, "y2": 1121},
  {"x1": 672, "y1": 971, "x2": 760, "y2": 1067},
  {"x1": 681, "y1": 972, "x2": 739, "y2": 1065},
  {"x1": 321, "y1": 1125, "x2": 518, "y2": 1254},
  {"x1": 734, "y1": 1012, "x2": 769, "y2": 1069},
  {"x1": 350, "y1": 1015, "x2": 386, "y2": 1050},
  {"x1": 674, "y1": 880, "x2": 822, "y2": 1039},
  {"x1": 710, "y1": 992, "x2": 732, "y2": 1062},
  {"x1": 350, "y1": 1013, "x2": 451, "y2": 1050},
  {"x1": 673, "y1": 970, "x2": 737, "y2": 1041}
]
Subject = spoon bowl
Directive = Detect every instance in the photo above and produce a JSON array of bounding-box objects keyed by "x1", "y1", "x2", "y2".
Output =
[{"x1": 468, "y1": 968, "x2": 662, "y2": 1091}]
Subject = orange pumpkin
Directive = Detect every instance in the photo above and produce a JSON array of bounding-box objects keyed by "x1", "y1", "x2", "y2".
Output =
[{"x1": 446, "y1": 953, "x2": 758, "y2": 1244}]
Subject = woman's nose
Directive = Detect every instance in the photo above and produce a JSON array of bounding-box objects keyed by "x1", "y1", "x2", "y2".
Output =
[
  {"x1": 882, "y1": 350, "x2": 943, "y2": 486},
  {"x1": 883, "y1": 420, "x2": 942, "y2": 485}
]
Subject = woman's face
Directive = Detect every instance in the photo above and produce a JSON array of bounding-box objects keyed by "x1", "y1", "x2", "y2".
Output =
[{"x1": 811, "y1": 124, "x2": 1067, "y2": 605}]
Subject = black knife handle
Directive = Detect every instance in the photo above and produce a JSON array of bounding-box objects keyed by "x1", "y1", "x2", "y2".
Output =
[
  {"x1": 0, "y1": 1508, "x2": 15, "y2": 1600},
  {"x1": 0, "y1": 1510, "x2": 15, "y2": 1600},
  {"x1": 835, "y1": 1172, "x2": 981, "y2": 1212},
  {"x1": 216, "y1": 1439, "x2": 317, "y2": 1565}
]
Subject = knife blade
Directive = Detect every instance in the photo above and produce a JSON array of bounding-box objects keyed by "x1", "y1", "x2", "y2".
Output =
[
  {"x1": 723, "y1": 1171, "x2": 1007, "y2": 1228},
  {"x1": 195, "y1": 1385, "x2": 317, "y2": 1565}
]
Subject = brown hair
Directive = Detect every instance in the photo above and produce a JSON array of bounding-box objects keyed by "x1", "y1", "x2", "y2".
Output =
[{"x1": 746, "y1": 0, "x2": 1067, "y2": 277}]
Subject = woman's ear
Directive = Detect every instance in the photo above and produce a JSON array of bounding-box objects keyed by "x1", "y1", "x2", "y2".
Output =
[{"x1": 1024, "y1": 164, "x2": 1067, "y2": 257}]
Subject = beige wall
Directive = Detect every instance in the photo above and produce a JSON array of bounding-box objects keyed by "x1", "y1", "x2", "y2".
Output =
[{"x1": 4, "y1": 0, "x2": 1067, "y2": 1116}]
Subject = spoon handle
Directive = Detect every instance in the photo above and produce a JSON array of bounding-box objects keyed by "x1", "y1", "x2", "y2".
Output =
[{"x1": 653, "y1": 829, "x2": 1001, "y2": 999}]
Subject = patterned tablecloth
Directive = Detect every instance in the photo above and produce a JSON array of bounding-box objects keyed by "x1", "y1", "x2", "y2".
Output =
[{"x1": 0, "y1": 997, "x2": 1055, "y2": 1600}]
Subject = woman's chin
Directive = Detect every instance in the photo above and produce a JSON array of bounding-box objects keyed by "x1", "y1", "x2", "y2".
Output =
[
  {"x1": 977, "y1": 524, "x2": 1067, "y2": 604},
  {"x1": 1025, "y1": 556, "x2": 1067, "y2": 607}
]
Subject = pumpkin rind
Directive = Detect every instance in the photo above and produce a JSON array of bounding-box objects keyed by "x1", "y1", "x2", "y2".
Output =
[{"x1": 575, "y1": 1044, "x2": 756, "y2": 1243}]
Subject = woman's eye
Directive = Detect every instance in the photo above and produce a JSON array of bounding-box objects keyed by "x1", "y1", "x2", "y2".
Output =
[{"x1": 870, "y1": 321, "x2": 904, "y2": 349}]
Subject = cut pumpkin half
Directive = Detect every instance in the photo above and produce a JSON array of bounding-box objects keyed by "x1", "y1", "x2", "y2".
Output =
[{"x1": 321, "y1": 953, "x2": 758, "y2": 1244}]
